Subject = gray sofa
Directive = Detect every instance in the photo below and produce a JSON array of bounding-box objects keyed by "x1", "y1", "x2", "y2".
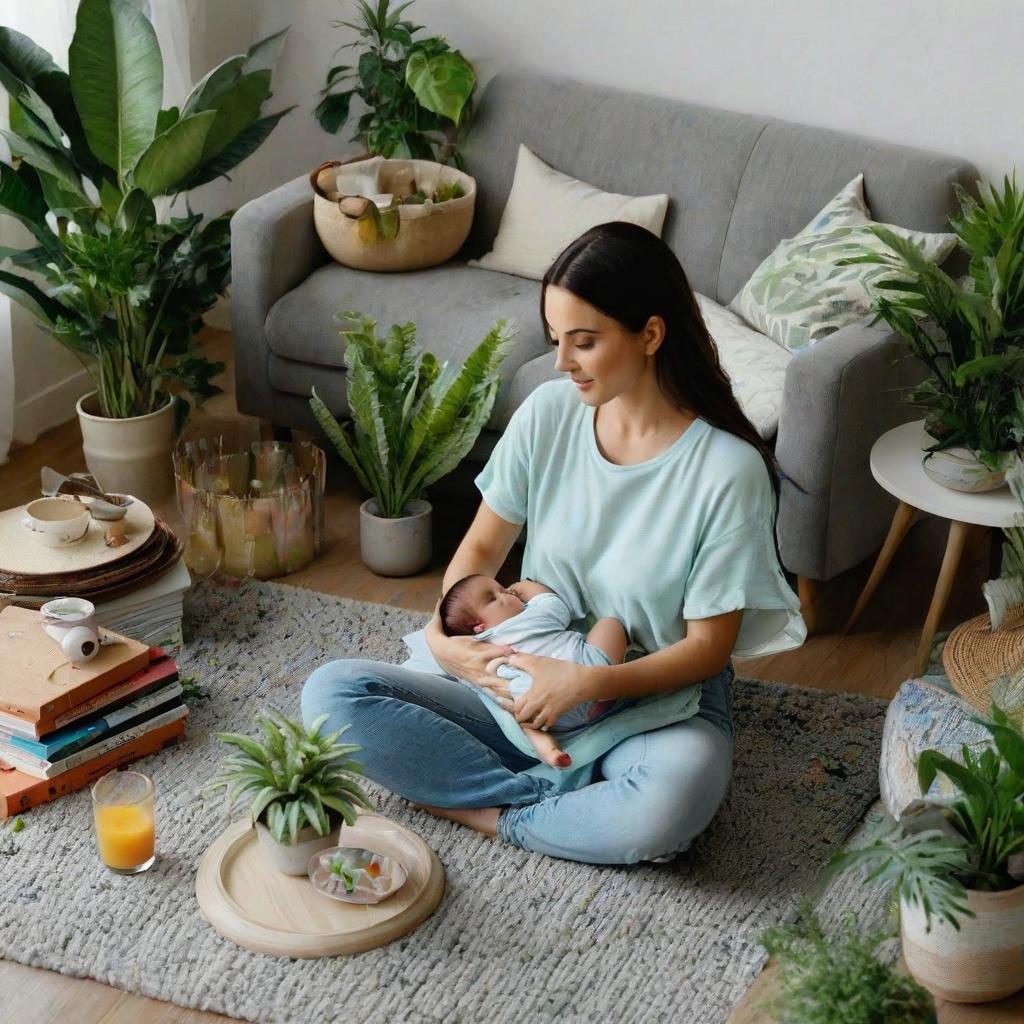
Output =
[{"x1": 231, "y1": 70, "x2": 977, "y2": 589}]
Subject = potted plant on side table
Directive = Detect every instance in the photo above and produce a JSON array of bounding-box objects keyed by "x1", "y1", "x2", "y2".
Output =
[
  {"x1": 829, "y1": 703, "x2": 1024, "y2": 1003},
  {"x1": 310, "y1": 312, "x2": 510, "y2": 576},
  {"x1": 843, "y1": 174, "x2": 1024, "y2": 491},
  {"x1": 0, "y1": 0, "x2": 291, "y2": 502},
  {"x1": 202, "y1": 708, "x2": 371, "y2": 875}
]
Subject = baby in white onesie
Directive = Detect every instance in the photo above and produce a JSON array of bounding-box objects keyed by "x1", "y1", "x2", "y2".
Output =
[{"x1": 439, "y1": 575, "x2": 628, "y2": 768}]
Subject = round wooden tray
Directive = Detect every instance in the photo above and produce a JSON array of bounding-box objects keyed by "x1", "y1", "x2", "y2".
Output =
[{"x1": 195, "y1": 814, "x2": 445, "y2": 957}]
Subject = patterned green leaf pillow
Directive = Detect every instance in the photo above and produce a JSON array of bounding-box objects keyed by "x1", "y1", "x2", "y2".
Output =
[{"x1": 728, "y1": 175, "x2": 957, "y2": 352}]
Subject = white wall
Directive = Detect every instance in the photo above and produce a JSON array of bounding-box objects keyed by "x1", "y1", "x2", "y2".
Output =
[{"x1": 190, "y1": 0, "x2": 1022, "y2": 212}]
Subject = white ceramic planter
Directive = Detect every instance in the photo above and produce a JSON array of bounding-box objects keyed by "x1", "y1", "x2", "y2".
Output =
[
  {"x1": 901, "y1": 883, "x2": 1024, "y2": 1002},
  {"x1": 921, "y1": 446, "x2": 1009, "y2": 493},
  {"x1": 359, "y1": 498, "x2": 432, "y2": 577},
  {"x1": 254, "y1": 819, "x2": 340, "y2": 875},
  {"x1": 76, "y1": 392, "x2": 176, "y2": 503}
]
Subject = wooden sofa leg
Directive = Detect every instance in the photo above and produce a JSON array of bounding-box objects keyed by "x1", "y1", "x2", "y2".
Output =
[{"x1": 798, "y1": 576, "x2": 818, "y2": 637}]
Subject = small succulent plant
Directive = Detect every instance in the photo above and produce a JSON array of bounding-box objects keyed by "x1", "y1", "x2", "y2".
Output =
[{"x1": 202, "y1": 708, "x2": 371, "y2": 845}]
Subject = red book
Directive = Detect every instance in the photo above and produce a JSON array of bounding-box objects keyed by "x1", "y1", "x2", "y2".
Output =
[{"x1": 0, "y1": 717, "x2": 187, "y2": 818}]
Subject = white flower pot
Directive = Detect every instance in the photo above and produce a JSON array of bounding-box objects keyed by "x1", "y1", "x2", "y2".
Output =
[
  {"x1": 900, "y1": 882, "x2": 1024, "y2": 1002},
  {"x1": 921, "y1": 446, "x2": 1010, "y2": 493},
  {"x1": 76, "y1": 392, "x2": 176, "y2": 504},
  {"x1": 359, "y1": 498, "x2": 432, "y2": 577},
  {"x1": 254, "y1": 819, "x2": 340, "y2": 875}
]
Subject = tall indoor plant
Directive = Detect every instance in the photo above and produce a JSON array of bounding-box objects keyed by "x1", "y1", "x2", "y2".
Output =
[
  {"x1": 315, "y1": 0, "x2": 475, "y2": 165},
  {"x1": 310, "y1": 312, "x2": 509, "y2": 576},
  {"x1": 0, "y1": 0, "x2": 291, "y2": 500},
  {"x1": 843, "y1": 174, "x2": 1024, "y2": 491},
  {"x1": 829, "y1": 703, "x2": 1024, "y2": 1002}
]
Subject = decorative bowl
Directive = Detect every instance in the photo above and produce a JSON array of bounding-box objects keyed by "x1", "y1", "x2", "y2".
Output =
[{"x1": 308, "y1": 846, "x2": 408, "y2": 905}]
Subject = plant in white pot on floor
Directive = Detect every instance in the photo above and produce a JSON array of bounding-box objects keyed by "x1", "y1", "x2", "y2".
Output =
[
  {"x1": 202, "y1": 708, "x2": 371, "y2": 875},
  {"x1": 842, "y1": 175, "x2": 1024, "y2": 492},
  {"x1": 0, "y1": 0, "x2": 291, "y2": 502},
  {"x1": 828, "y1": 701, "x2": 1024, "y2": 1003},
  {"x1": 310, "y1": 312, "x2": 510, "y2": 576}
]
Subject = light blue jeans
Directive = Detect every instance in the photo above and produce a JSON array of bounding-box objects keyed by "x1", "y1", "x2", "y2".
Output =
[{"x1": 301, "y1": 659, "x2": 734, "y2": 865}]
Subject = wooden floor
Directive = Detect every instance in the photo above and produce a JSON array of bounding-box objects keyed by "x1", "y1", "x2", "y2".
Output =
[{"x1": 0, "y1": 329, "x2": 1016, "y2": 1023}]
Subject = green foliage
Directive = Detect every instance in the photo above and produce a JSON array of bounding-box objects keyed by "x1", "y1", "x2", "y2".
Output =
[
  {"x1": 758, "y1": 905, "x2": 933, "y2": 1024},
  {"x1": 201, "y1": 708, "x2": 371, "y2": 846},
  {"x1": 310, "y1": 313, "x2": 510, "y2": 517},
  {"x1": 829, "y1": 705, "x2": 1024, "y2": 930},
  {"x1": 316, "y1": 0, "x2": 475, "y2": 164},
  {"x1": 0, "y1": 2, "x2": 292, "y2": 418},
  {"x1": 840, "y1": 174, "x2": 1024, "y2": 465}
]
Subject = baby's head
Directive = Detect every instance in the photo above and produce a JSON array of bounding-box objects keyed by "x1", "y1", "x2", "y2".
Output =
[{"x1": 439, "y1": 574, "x2": 526, "y2": 636}]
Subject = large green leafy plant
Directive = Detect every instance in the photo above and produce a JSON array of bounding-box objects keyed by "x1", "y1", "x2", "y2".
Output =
[
  {"x1": 316, "y1": 0, "x2": 475, "y2": 164},
  {"x1": 310, "y1": 313, "x2": 510, "y2": 518},
  {"x1": 829, "y1": 703, "x2": 1024, "y2": 931},
  {"x1": 0, "y1": 0, "x2": 292, "y2": 419},
  {"x1": 842, "y1": 175, "x2": 1024, "y2": 466},
  {"x1": 202, "y1": 708, "x2": 371, "y2": 845}
]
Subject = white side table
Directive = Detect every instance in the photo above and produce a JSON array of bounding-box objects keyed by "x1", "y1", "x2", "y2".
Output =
[{"x1": 844, "y1": 420, "x2": 1018, "y2": 676}]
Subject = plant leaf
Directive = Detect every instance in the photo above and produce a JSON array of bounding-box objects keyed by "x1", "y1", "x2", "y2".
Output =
[
  {"x1": 405, "y1": 48, "x2": 475, "y2": 125},
  {"x1": 0, "y1": 267, "x2": 65, "y2": 324},
  {"x1": 243, "y1": 27, "x2": 289, "y2": 75},
  {"x1": 183, "y1": 106, "x2": 293, "y2": 190},
  {"x1": 130, "y1": 110, "x2": 216, "y2": 197},
  {"x1": 192, "y1": 70, "x2": 272, "y2": 162}
]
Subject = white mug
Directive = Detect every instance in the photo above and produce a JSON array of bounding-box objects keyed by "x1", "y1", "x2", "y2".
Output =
[
  {"x1": 22, "y1": 497, "x2": 90, "y2": 547},
  {"x1": 40, "y1": 597, "x2": 102, "y2": 666}
]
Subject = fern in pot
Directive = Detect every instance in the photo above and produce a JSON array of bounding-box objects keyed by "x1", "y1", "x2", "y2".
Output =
[
  {"x1": 0, "y1": 0, "x2": 290, "y2": 501},
  {"x1": 310, "y1": 312, "x2": 510, "y2": 577},
  {"x1": 202, "y1": 708, "x2": 371, "y2": 875},
  {"x1": 828, "y1": 701, "x2": 1024, "y2": 1003}
]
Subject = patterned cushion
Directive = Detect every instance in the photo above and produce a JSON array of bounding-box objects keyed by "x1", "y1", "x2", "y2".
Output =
[
  {"x1": 696, "y1": 294, "x2": 791, "y2": 439},
  {"x1": 729, "y1": 175, "x2": 957, "y2": 353}
]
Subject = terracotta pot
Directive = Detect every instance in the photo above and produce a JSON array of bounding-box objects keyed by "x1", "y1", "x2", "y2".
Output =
[
  {"x1": 359, "y1": 498, "x2": 431, "y2": 576},
  {"x1": 901, "y1": 882, "x2": 1024, "y2": 1002},
  {"x1": 77, "y1": 392, "x2": 176, "y2": 504},
  {"x1": 254, "y1": 818, "x2": 340, "y2": 876}
]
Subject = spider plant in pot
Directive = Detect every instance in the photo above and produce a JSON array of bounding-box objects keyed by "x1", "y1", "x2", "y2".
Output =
[
  {"x1": 840, "y1": 174, "x2": 1024, "y2": 492},
  {"x1": 310, "y1": 312, "x2": 510, "y2": 577},
  {"x1": 827, "y1": 702, "x2": 1024, "y2": 1003},
  {"x1": 202, "y1": 708, "x2": 371, "y2": 875},
  {"x1": 0, "y1": 0, "x2": 291, "y2": 501}
]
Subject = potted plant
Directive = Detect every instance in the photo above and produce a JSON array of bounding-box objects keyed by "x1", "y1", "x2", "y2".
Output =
[
  {"x1": 756, "y1": 905, "x2": 935, "y2": 1023},
  {"x1": 310, "y1": 312, "x2": 510, "y2": 576},
  {"x1": 828, "y1": 704, "x2": 1024, "y2": 1003},
  {"x1": 202, "y1": 708, "x2": 371, "y2": 876},
  {"x1": 315, "y1": 0, "x2": 475, "y2": 165},
  {"x1": 0, "y1": 0, "x2": 291, "y2": 501},
  {"x1": 842, "y1": 175, "x2": 1024, "y2": 491}
]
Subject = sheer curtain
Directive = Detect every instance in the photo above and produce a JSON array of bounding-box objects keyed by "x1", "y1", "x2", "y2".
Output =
[{"x1": 0, "y1": 0, "x2": 196, "y2": 465}]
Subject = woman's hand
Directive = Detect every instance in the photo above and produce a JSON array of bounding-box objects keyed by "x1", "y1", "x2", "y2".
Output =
[
  {"x1": 494, "y1": 652, "x2": 598, "y2": 731},
  {"x1": 425, "y1": 606, "x2": 514, "y2": 691}
]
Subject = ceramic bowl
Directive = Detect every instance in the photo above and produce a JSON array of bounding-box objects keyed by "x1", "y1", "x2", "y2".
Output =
[
  {"x1": 308, "y1": 846, "x2": 408, "y2": 904},
  {"x1": 21, "y1": 497, "x2": 91, "y2": 547}
]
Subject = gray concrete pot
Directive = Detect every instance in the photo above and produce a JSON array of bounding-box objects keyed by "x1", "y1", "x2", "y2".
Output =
[
  {"x1": 254, "y1": 819, "x2": 340, "y2": 875},
  {"x1": 359, "y1": 498, "x2": 432, "y2": 577}
]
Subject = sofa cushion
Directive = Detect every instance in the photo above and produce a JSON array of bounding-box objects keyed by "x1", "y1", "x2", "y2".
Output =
[
  {"x1": 264, "y1": 261, "x2": 550, "y2": 425},
  {"x1": 470, "y1": 144, "x2": 669, "y2": 280}
]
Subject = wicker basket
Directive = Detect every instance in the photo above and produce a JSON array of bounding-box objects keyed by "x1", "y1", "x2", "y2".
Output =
[{"x1": 310, "y1": 157, "x2": 476, "y2": 272}]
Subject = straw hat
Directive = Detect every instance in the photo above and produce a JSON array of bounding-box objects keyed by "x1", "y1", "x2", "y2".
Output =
[{"x1": 942, "y1": 606, "x2": 1024, "y2": 712}]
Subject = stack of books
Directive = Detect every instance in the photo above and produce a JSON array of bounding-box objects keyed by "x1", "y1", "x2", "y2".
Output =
[
  {"x1": 93, "y1": 557, "x2": 192, "y2": 651},
  {"x1": 0, "y1": 606, "x2": 188, "y2": 817}
]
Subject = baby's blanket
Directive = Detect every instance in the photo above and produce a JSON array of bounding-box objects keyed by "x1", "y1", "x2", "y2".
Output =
[{"x1": 401, "y1": 628, "x2": 703, "y2": 792}]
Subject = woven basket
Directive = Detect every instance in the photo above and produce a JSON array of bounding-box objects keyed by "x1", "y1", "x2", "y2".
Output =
[
  {"x1": 310, "y1": 157, "x2": 476, "y2": 273},
  {"x1": 942, "y1": 605, "x2": 1024, "y2": 712}
]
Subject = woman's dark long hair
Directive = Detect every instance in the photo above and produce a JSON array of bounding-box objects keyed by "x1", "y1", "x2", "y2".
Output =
[{"x1": 541, "y1": 221, "x2": 780, "y2": 510}]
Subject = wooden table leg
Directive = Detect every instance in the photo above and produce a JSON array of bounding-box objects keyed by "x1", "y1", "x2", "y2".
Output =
[
  {"x1": 913, "y1": 519, "x2": 972, "y2": 677},
  {"x1": 844, "y1": 500, "x2": 916, "y2": 634}
]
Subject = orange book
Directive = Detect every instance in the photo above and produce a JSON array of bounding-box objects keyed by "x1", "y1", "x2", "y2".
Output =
[
  {"x1": 0, "y1": 606, "x2": 150, "y2": 725},
  {"x1": 0, "y1": 717, "x2": 186, "y2": 818}
]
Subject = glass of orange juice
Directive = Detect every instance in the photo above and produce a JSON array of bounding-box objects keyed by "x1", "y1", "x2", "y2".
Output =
[{"x1": 91, "y1": 770, "x2": 156, "y2": 874}]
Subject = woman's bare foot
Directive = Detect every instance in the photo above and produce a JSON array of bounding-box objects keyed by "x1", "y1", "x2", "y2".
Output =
[{"x1": 413, "y1": 803, "x2": 500, "y2": 837}]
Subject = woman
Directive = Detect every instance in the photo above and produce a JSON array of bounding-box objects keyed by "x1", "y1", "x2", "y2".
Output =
[{"x1": 302, "y1": 222, "x2": 805, "y2": 864}]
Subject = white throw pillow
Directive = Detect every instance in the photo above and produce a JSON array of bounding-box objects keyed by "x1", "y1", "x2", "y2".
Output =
[
  {"x1": 470, "y1": 144, "x2": 670, "y2": 280},
  {"x1": 729, "y1": 175, "x2": 957, "y2": 352}
]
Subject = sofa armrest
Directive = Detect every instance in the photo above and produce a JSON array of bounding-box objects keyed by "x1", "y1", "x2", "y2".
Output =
[
  {"x1": 774, "y1": 319, "x2": 927, "y2": 581},
  {"x1": 230, "y1": 175, "x2": 329, "y2": 421}
]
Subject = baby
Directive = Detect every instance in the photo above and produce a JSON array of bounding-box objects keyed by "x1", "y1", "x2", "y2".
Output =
[{"x1": 439, "y1": 575, "x2": 628, "y2": 768}]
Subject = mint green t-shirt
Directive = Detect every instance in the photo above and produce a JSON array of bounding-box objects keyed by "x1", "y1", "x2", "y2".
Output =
[{"x1": 474, "y1": 380, "x2": 805, "y2": 659}]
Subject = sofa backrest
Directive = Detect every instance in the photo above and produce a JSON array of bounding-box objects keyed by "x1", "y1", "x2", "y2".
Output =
[{"x1": 461, "y1": 71, "x2": 978, "y2": 305}]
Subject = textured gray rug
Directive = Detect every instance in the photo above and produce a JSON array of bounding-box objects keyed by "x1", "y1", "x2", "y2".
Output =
[{"x1": 0, "y1": 580, "x2": 888, "y2": 1024}]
